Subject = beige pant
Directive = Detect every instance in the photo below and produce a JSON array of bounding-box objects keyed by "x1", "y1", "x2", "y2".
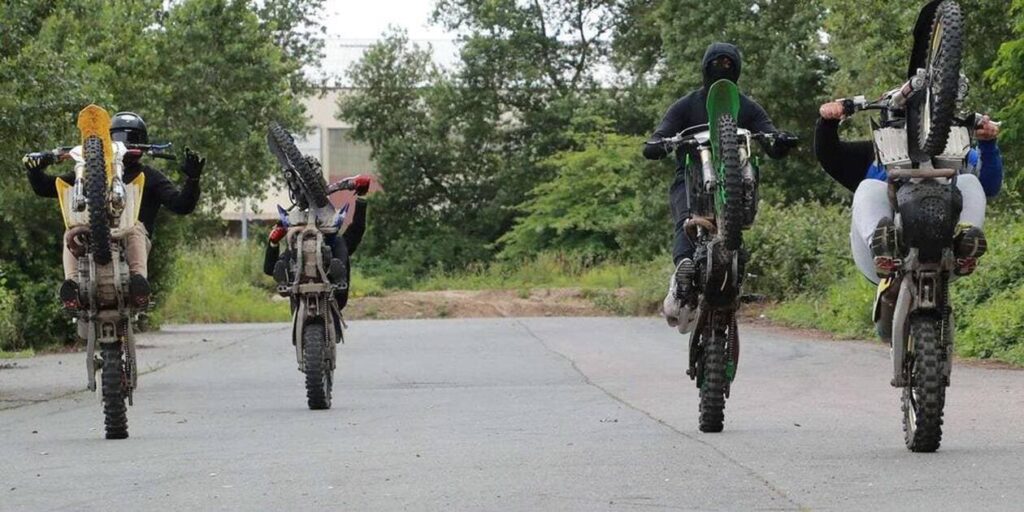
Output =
[{"x1": 63, "y1": 223, "x2": 151, "y2": 280}]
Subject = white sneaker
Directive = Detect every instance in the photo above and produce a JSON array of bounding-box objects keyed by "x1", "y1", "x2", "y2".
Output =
[{"x1": 662, "y1": 259, "x2": 698, "y2": 334}]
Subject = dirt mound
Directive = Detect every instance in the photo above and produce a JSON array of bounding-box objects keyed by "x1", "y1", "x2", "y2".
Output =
[{"x1": 346, "y1": 288, "x2": 618, "y2": 320}]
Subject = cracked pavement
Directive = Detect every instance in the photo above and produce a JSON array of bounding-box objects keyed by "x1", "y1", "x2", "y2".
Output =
[{"x1": 3, "y1": 318, "x2": 1024, "y2": 511}]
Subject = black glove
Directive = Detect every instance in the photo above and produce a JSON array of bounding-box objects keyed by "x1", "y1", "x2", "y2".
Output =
[
  {"x1": 642, "y1": 139, "x2": 670, "y2": 160},
  {"x1": 774, "y1": 132, "x2": 800, "y2": 150},
  {"x1": 23, "y1": 151, "x2": 55, "y2": 172},
  {"x1": 181, "y1": 147, "x2": 206, "y2": 181}
]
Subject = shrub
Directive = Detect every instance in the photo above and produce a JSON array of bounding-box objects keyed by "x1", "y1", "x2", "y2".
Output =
[
  {"x1": 745, "y1": 201, "x2": 852, "y2": 298},
  {"x1": 0, "y1": 281, "x2": 19, "y2": 352}
]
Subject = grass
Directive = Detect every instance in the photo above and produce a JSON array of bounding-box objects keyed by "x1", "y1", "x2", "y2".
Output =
[
  {"x1": 767, "y1": 272, "x2": 876, "y2": 339},
  {"x1": 153, "y1": 244, "x2": 674, "y2": 323},
  {"x1": 156, "y1": 240, "x2": 290, "y2": 324},
  {"x1": 416, "y1": 252, "x2": 667, "y2": 290},
  {"x1": 414, "y1": 252, "x2": 670, "y2": 315},
  {"x1": 154, "y1": 241, "x2": 397, "y2": 324},
  {"x1": 0, "y1": 348, "x2": 34, "y2": 359}
]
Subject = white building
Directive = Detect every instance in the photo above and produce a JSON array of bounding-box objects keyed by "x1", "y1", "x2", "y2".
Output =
[
  {"x1": 223, "y1": 89, "x2": 376, "y2": 222},
  {"x1": 223, "y1": 38, "x2": 458, "y2": 224}
]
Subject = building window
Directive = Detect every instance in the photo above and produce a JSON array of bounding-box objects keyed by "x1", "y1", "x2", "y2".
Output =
[{"x1": 327, "y1": 128, "x2": 375, "y2": 180}]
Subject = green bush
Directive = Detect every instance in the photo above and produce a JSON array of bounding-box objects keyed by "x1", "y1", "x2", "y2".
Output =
[
  {"x1": 769, "y1": 271, "x2": 876, "y2": 339},
  {"x1": 0, "y1": 280, "x2": 20, "y2": 352},
  {"x1": 745, "y1": 201, "x2": 852, "y2": 298},
  {"x1": 952, "y1": 215, "x2": 1024, "y2": 364},
  {"x1": 497, "y1": 132, "x2": 672, "y2": 261}
]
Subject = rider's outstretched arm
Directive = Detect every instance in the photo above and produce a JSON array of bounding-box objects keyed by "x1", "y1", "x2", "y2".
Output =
[
  {"x1": 263, "y1": 243, "x2": 280, "y2": 277},
  {"x1": 976, "y1": 139, "x2": 1003, "y2": 198},
  {"x1": 148, "y1": 168, "x2": 201, "y2": 215},
  {"x1": 814, "y1": 117, "x2": 875, "y2": 192},
  {"x1": 263, "y1": 224, "x2": 286, "y2": 276},
  {"x1": 743, "y1": 101, "x2": 791, "y2": 160},
  {"x1": 343, "y1": 198, "x2": 368, "y2": 255},
  {"x1": 25, "y1": 162, "x2": 73, "y2": 199},
  {"x1": 644, "y1": 98, "x2": 690, "y2": 160}
]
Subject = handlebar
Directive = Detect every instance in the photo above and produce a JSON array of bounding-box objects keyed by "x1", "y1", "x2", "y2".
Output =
[
  {"x1": 127, "y1": 143, "x2": 177, "y2": 161},
  {"x1": 24, "y1": 142, "x2": 177, "y2": 162},
  {"x1": 649, "y1": 129, "x2": 799, "y2": 152},
  {"x1": 326, "y1": 177, "x2": 359, "y2": 195}
]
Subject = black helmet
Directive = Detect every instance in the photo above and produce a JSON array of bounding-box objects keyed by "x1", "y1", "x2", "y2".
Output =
[
  {"x1": 110, "y1": 112, "x2": 148, "y2": 144},
  {"x1": 701, "y1": 42, "x2": 742, "y2": 89}
]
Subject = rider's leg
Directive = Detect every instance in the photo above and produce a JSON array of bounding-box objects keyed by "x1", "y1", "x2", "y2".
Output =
[
  {"x1": 664, "y1": 167, "x2": 698, "y2": 333},
  {"x1": 123, "y1": 223, "x2": 151, "y2": 277},
  {"x1": 327, "y1": 235, "x2": 350, "y2": 310},
  {"x1": 953, "y1": 174, "x2": 988, "y2": 274},
  {"x1": 60, "y1": 240, "x2": 81, "y2": 310},
  {"x1": 670, "y1": 169, "x2": 695, "y2": 266},
  {"x1": 850, "y1": 179, "x2": 892, "y2": 285},
  {"x1": 123, "y1": 223, "x2": 152, "y2": 307},
  {"x1": 957, "y1": 174, "x2": 986, "y2": 227}
]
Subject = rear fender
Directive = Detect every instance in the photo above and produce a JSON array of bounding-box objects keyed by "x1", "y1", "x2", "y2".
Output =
[
  {"x1": 706, "y1": 79, "x2": 741, "y2": 161},
  {"x1": 76, "y1": 105, "x2": 113, "y2": 185}
]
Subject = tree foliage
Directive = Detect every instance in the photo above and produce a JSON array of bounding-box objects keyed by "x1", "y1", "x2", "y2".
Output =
[
  {"x1": 497, "y1": 132, "x2": 671, "y2": 260},
  {"x1": 0, "y1": 0, "x2": 323, "y2": 349},
  {"x1": 339, "y1": 0, "x2": 1019, "y2": 283}
]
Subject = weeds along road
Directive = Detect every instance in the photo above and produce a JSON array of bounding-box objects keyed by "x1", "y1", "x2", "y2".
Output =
[{"x1": 2, "y1": 318, "x2": 1024, "y2": 511}]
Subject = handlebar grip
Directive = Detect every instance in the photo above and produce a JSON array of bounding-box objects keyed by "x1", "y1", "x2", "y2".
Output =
[{"x1": 841, "y1": 99, "x2": 857, "y2": 117}]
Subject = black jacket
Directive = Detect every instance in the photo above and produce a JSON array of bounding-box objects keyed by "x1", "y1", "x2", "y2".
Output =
[
  {"x1": 28, "y1": 162, "x2": 200, "y2": 236},
  {"x1": 644, "y1": 42, "x2": 787, "y2": 164},
  {"x1": 813, "y1": 118, "x2": 875, "y2": 193}
]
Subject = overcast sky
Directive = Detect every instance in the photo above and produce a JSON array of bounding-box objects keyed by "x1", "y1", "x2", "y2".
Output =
[
  {"x1": 320, "y1": 0, "x2": 452, "y2": 41},
  {"x1": 314, "y1": 0, "x2": 460, "y2": 82}
]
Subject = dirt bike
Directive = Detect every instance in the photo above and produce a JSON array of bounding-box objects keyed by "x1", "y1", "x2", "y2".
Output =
[
  {"x1": 24, "y1": 105, "x2": 176, "y2": 439},
  {"x1": 266, "y1": 121, "x2": 355, "y2": 410},
  {"x1": 840, "y1": 0, "x2": 983, "y2": 452},
  {"x1": 651, "y1": 80, "x2": 797, "y2": 433}
]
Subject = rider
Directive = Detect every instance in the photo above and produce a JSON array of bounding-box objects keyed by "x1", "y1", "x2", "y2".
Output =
[
  {"x1": 643, "y1": 42, "x2": 796, "y2": 332},
  {"x1": 262, "y1": 156, "x2": 372, "y2": 310},
  {"x1": 22, "y1": 112, "x2": 206, "y2": 310},
  {"x1": 814, "y1": 101, "x2": 1003, "y2": 283}
]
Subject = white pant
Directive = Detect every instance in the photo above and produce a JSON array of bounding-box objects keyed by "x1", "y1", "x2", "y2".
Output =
[{"x1": 850, "y1": 175, "x2": 986, "y2": 284}]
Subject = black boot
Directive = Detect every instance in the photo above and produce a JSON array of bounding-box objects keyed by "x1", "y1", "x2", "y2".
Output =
[
  {"x1": 953, "y1": 223, "x2": 987, "y2": 276},
  {"x1": 128, "y1": 273, "x2": 151, "y2": 309},
  {"x1": 59, "y1": 279, "x2": 82, "y2": 312},
  {"x1": 328, "y1": 258, "x2": 346, "y2": 285},
  {"x1": 870, "y1": 217, "x2": 899, "y2": 277}
]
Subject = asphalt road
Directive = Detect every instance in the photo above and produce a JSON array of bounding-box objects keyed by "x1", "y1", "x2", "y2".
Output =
[{"x1": 2, "y1": 318, "x2": 1024, "y2": 511}]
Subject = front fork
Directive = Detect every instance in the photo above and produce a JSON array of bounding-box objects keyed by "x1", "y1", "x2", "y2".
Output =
[
  {"x1": 293, "y1": 294, "x2": 341, "y2": 373},
  {"x1": 687, "y1": 309, "x2": 740, "y2": 395},
  {"x1": 890, "y1": 269, "x2": 953, "y2": 388},
  {"x1": 71, "y1": 158, "x2": 126, "y2": 217},
  {"x1": 741, "y1": 153, "x2": 758, "y2": 227}
]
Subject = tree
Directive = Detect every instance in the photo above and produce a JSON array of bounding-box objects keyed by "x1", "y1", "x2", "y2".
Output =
[
  {"x1": 497, "y1": 131, "x2": 671, "y2": 260},
  {"x1": 986, "y1": 0, "x2": 1024, "y2": 193},
  {"x1": 0, "y1": 0, "x2": 324, "y2": 349},
  {"x1": 340, "y1": 1, "x2": 618, "y2": 280},
  {"x1": 653, "y1": 0, "x2": 838, "y2": 202}
]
